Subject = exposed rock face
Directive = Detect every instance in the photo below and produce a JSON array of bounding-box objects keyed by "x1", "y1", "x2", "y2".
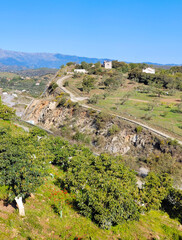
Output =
[{"x1": 23, "y1": 97, "x2": 181, "y2": 159}]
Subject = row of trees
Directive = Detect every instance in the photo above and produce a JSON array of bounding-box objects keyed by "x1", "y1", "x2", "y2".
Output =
[{"x1": 128, "y1": 68, "x2": 182, "y2": 91}]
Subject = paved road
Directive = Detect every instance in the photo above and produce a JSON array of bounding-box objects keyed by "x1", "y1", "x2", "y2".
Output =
[{"x1": 56, "y1": 76, "x2": 182, "y2": 146}]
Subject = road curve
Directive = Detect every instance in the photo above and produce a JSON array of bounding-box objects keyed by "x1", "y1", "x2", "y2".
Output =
[{"x1": 57, "y1": 76, "x2": 88, "y2": 102}]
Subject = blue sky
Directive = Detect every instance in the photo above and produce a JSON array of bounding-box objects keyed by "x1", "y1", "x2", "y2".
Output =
[{"x1": 0, "y1": 0, "x2": 182, "y2": 64}]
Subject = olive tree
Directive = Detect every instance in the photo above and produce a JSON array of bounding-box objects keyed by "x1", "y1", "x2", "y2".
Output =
[
  {"x1": 0, "y1": 97, "x2": 15, "y2": 120},
  {"x1": 0, "y1": 130, "x2": 52, "y2": 216}
]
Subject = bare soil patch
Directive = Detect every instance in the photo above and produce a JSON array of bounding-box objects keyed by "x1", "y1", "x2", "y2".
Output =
[
  {"x1": 0, "y1": 200, "x2": 15, "y2": 214},
  {"x1": 160, "y1": 98, "x2": 181, "y2": 104}
]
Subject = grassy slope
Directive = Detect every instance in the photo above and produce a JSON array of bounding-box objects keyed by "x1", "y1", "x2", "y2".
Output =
[
  {"x1": 66, "y1": 75, "x2": 182, "y2": 140},
  {"x1": 0, "y1": 120, "x2": 182, "y2": 240},
  {"x1": 0, "y1": 164, "x2": 182, "y2": 240}
]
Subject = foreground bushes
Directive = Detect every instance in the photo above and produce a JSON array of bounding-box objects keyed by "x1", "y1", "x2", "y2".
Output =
[
  {"x1": 67, "y1": 154, "x2": 140, "y2": 228},
  {"x1": 0, "y1": 114, "x2": 179, "y2": 227},
  {"x1": 162, "y1": 188, "x2": 182, "y2": 223},
  {"x1": 43, "y1": 137, "x2": 174, "y2": 228}
]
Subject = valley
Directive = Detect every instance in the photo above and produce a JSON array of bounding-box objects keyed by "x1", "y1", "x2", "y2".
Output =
[
  {"x1": 22, "y1": 62, "x2": 182, "y2": 189},
  {"x1": 0, "y1": 61, "x2": 182, "y2": 240}
]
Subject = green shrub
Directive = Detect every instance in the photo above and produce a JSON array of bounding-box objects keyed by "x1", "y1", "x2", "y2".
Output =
[
  {"x1": 162, "y1": 188, "x2": 182, "y2": 223},
  {"x1": 167, "y1": 139, "x2": 178, "y2": 146},
  {"x1": 88, "y1": 94, "x2": 100, "y2": 104},
  {"x1": 95, "y1": 112, "x2": 113, "y2": 129},
  {"x1": 135, "y1": 126, "x2": 143, "y2": 134},
  {"x1": 64, "y1": 99, "x2": 75, "y2": 108},
  {"x1": 142, "y1": 113, "x2": 153, "y2": 120},
  {"x1": 0, "y1": 97, "x2": 15, "y2": 120},
  {"x1": 48, "y1": 82, "x2": 58, "y2": 92},
  {"x1": 66, "y1": 62, "x2": 74, "y2": 66},
  {"x1": 57, "y1": 97, "x2": 67, "y2": 107},
  {"x1": 82, "y1": 76, "x2": 96, "y2": 93},
  {"x1": 73, "y1": 131, "x2": 90, "y2": 144},
  {"x1": 108, "y1": 124, "x2": 120, "y2": 136},
  {"x1": 63, "y1": 81, "x2": 69, "y2": 87},
  {"x1": 63, "y1": 154, "x2": 140, "y2": 228},
  {"x1": 141, "y1": 172, "x2": 172, "y2": 211},
  {"x1": 87, "y1": 109, "x2": 97, "y2": 117},
  {"x1": 29, "y1": 127, "x2": 47, "y2": 137}
]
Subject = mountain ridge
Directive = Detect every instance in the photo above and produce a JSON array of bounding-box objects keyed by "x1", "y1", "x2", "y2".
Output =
[
  {"x1": 0, "y1": 48, "x2": 181, "y2": 71},
  {"x1": 0, "y1": 48, "x2": 111, "y2": 71}
]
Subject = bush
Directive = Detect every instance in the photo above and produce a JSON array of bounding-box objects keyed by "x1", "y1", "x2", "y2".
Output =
[
  {"x1": 63, "y1": 154, "x2": 140, "y2": 228},
  {"x1": 142, "y1": 114, "x2": 153, "y2": 120},
  {"x1": 135, "y1": 126, "x2": 143, "y2": 134},
  {"x1": 73, "y1": 131, "x2": 91, "y2": 144},
  {"x1": 64, "y1": 99, "x2": 75, "y2": 108},
  {"x1": 162, "y1": 188, "x2": 182, "y2": 223},
  {"x1": 66, "y1": 62, "x2": 74, "y2": 66},
  {"x1": 57, "y1": 97, "x2": 67, "y2": 107},
  {"x1": 104, "y1": 75, "x2": 122, "y2": 90},
  {"x1": 141, "y1": 172, "x2": 172, "y2": 211},
  {"x1": 48, "y1": 82, "x2": 58, "y2": 92},
  {"x1": 0, "y1": 97, "x2": 15, "y2": 120},
  {"x1": 108, "y1": 124, "x2": 120, "y2": 136},
  {"x1": 29, "y1": 127, "x2": 47, "y2": 137},
  {"x1": 88, "y1": 94, "x2": 100, "y2": 104},
  {"x1": 95, "y1": 112, "x2": 114, "y2": 129},
  {"x1": 167, "y1": 139, "x2": 178, "y2": 146},
  {"x1": 82, "y1": 76, "x2": 96, "y2": 93},
  {"x1": 87, "y1": 109, "x2": 97, "y2": 117},
  {"x1": 63, "y1": 81, "x2": 69, "y2": 87}
]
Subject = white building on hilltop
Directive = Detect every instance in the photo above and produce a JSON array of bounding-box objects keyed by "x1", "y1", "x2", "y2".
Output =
[
  {"x1": 74, "y1": 69, "x2": 88, "y2": 74},
  {"x1": 142, "y1": 67, "x2": 155, "y2": 74},
  {"x1": 103, "y1": 61, "x2": 112, "y2": 69}
]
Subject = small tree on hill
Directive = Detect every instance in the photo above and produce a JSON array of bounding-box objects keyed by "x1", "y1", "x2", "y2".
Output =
[
  {"x1": 82, "y1": 76, "x2": 96, "y2": 93},
  {"x1": 120, "y1": 93, "x2": 131, "y2": 105},
  {"x1": 104, "y1": 75, "x2": 122, "y2": 91},
  {"x1": 0, "y1": 97, "x2": 15, "y2": 120},
  {"x1": 141, "y1": 172, "x2": 172, "y2": 210},
  {"x1": 0, "y1": 131, "x2": 52, "y2": 216}
]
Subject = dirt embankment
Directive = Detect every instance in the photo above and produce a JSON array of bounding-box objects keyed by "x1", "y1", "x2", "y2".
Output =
[{"x1": 23, "y1": 95, "x2": 182, "y2": 162}]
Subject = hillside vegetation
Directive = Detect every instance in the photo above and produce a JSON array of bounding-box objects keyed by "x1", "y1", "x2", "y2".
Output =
[
  {"x1": 61, "y1": 61, "x2": 182, "y2": 139},
  {"x1": 0, "y1": 71, "x2": 54, "y2": 97},
  {"x1": 0, "y1": 96, "x2": 182, "y2": 239}
]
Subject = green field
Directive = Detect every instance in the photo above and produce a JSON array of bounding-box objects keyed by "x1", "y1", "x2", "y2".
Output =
[{"x1": 66, "y1": 75, "x2": 182, "y2": 140}]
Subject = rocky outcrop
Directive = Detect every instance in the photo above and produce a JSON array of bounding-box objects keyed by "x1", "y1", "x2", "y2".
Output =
[{"x1": 23, "y1": 97, "x2": 182, "y2": 161}]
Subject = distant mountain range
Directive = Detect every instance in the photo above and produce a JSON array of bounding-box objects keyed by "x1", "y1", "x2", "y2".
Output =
[
  {"x1": 0, "y1": 48, "x2": 181, "y2": 71},
  {"x1": 0, "y1": 49, "x2": 111, "y2": 71}
]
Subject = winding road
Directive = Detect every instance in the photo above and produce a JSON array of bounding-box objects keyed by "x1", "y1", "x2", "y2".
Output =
[
  {"x1": 56, "y1": 76, "x2": 182, "y2": 146},
  {"x1": 21, "y1": 75, "x2": 182, "y2": 146},
  {"x1": 57, "y1": 75, "x2": 88, "y2": 102}
]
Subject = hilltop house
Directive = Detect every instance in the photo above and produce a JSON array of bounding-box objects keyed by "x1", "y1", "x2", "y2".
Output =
[
  {"x1": 103, "y1": 61, "x2": 112, "y2": 69},
  {"x1": 74, "y1": 69, "x2": 88, "y2": 74},
  {"x1": 142, "y1": 67, "x2": 155, "y2": 74}
]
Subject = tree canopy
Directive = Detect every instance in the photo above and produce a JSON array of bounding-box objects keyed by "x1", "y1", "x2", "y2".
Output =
[
  {"x1": 0, "y1": 129, "x2": 52, "y2": 201},
  {"x1": 0, "y1": 97, "x2": 15, "y2": 120}
]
